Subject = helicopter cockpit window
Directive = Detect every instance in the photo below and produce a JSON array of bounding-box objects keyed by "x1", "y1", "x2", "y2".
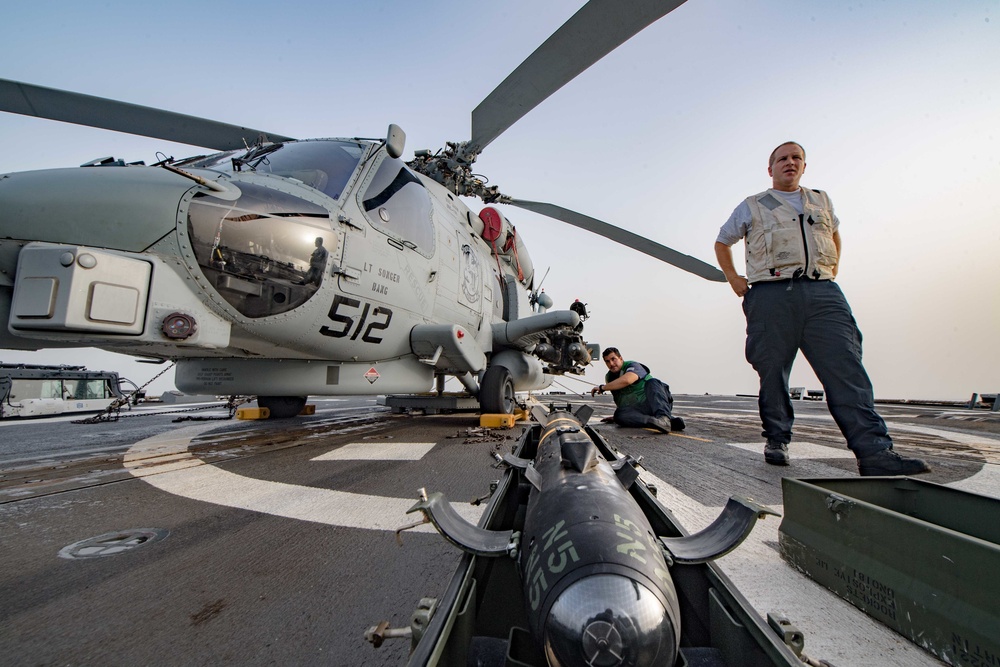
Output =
[
  {"x1": 177, "y1": 140, "x2": 365, "y2": 201},
  {"x1": 187, "y1": 182, "x2": 336, "y2": 318},
  {"x1": 360, "y1": 157, "x2": 434, "y2": 256}
]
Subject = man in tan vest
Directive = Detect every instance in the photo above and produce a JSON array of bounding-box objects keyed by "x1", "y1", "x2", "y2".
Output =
[{"x1": 714, "y1": 141, "x2": 930, "y2": 476}]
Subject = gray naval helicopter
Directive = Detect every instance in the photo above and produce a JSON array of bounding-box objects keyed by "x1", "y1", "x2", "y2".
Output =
[{"x1": 0, "y1": 0, "x2": 722, "y2": 418}]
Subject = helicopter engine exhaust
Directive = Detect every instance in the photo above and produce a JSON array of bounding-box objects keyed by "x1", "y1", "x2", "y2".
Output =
[
  {"x1": 519, "y1": 411, "x2": 680, "y2": 666},
  {"x1": 532, "y1": 342, "x2": 561, "y2": 363},
  {"x1": 566, "y1": 341, "x2": 591, "y2": 364}
]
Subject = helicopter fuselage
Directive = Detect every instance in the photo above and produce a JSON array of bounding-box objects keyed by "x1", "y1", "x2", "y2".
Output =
[{"x1": 0, "y1": 139, "x2": 585, "y2": 400}]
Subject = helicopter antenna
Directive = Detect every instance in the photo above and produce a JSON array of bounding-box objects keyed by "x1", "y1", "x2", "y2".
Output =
[
  {"x1": 535, "y1": 267, "x2": 551, "y2": 293},
  {"x1": 529, "y1": 267, "x2": 553, "y2": 312},
  {"x1": 529, "y1": 267, "x2": 550, "y2": 305}
]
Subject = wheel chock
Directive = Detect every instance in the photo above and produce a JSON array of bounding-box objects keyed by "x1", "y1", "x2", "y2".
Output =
[
  {"x1": 480, "y1": 413, "x2": 516, "y2": 428},
  {"x1": 237, "y1": 407, "x2": 270, "y2": 420}
]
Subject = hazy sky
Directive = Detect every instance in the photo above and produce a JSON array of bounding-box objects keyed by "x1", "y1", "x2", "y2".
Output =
[{"x1": 2, "y1": 0, "x2": 997, "y2": 400}]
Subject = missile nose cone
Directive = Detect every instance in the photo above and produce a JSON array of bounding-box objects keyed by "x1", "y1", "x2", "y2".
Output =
[{"x1": 542, "y1": 574, "x2": 678, "y2": 667}]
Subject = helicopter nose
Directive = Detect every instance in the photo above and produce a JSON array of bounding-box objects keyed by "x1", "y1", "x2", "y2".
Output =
[{"x1": 0, "y1": 165, "x2": 202, "y2": 251}]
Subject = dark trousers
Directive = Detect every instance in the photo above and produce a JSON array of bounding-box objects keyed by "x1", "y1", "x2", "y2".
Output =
[
  {"x1": 742, "y1": 280, "x2": 891, "y2": 457},
  {"x1": 614, "y1": 378, "x2": 674, "y2": 428}
]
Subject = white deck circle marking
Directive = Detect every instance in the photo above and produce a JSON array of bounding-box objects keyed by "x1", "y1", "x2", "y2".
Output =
[
  {"x1": 722, "y1": 422, "x2": 1000, "y2": 500},
  {"x1": 884, "y1": 421, "x2": 1000, "y2": 499},
  {"x1": 124, "y1": 424, "x2": 482, "y2": 532},
  {"x1": 723, "y1": 441, "x2": 852, "y2": 460}
]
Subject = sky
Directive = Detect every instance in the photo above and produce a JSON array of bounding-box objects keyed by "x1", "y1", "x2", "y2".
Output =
[{"x1": 1, "y1": 0, "x2": 997, "y2": 401}]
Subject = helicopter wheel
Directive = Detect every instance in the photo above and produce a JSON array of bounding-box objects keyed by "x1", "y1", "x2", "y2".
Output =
[
  {"x1": 257, "y1": 395, "x2": 308, "y2": 419},
  {"x1": 480, "y1": 366, "x2": 516, "y2": 415}
]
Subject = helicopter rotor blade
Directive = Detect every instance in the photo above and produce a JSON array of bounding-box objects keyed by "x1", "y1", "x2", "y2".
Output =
[
  {"x1": 0, "y1": 78, "x2": 295, "y2": 151},
  {"x1": 507, "y1": 198, "x2": 726, "y2": 282},
  {"x1": 469, "y1": 0, "x2": 688, "y2": 153}
]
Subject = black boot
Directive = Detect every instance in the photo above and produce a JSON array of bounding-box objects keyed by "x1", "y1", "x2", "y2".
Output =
[
  {"x1": 857, "y1": 448, "x2": 931, "y2": 476},
  {"x1": 646, "y1": 416, "x2": 671, "y2": 434},
  {"x1": 764, "y1": 440, "x2": 789, "y2": 466}
]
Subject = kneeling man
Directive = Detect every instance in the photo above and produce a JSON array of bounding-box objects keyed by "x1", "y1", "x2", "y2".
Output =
[{"x1": 591, "y1": 347, "x2": 684, "y2": 433}]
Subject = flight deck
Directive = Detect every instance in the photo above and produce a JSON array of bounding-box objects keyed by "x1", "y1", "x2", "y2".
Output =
[{"x1": 1, "y1": 393, "x2": 997, "y2": 666}]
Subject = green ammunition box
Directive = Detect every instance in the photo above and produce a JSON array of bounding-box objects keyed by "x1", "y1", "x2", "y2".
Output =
[{"x1": 779, "y1": 477, "x2": 1000, "y2": 667}]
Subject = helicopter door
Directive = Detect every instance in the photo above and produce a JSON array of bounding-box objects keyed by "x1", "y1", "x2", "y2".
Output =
[{"x1": 340, "y1": 155, "x2": 436, "y2": 317}]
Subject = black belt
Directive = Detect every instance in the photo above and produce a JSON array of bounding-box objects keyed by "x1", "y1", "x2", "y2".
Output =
[{"x1": 753, "y1": 276, "x2": 830, "y2": 285}]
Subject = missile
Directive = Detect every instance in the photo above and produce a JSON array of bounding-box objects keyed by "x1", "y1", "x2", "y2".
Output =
[
  {"x1": 519, "y1": 409, "x2": 680, "y2": 665},
  {"x1": 401, "y1": 404, "x2": 776, "y2": 666}
]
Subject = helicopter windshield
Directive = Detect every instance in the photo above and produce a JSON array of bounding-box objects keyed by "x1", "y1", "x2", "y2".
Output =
[
  {"x1": 186, "y1": 183, "x2": 336, "y2": 318},
  {"x1": 178, "y1": 139, "x2": 365, "y2": 201}
]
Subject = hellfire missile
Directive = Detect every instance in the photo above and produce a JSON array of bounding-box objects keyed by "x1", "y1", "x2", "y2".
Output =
[
  {"x1": 401, "y1": 404, "x2": 776, "y2": 666},
  {"x1": 517, "y1": 407, "x2": 679, "y2": 665}
]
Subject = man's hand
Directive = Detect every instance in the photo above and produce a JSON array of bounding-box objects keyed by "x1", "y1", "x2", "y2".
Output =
[
  {"x1": 727, "y1": 275, "x2": 749, "y2": 297},
  {"x1": 600, "y1": 416, "x2": 614, "y2": 423},
  {"x1": 714, "y1": 242, "x2": 749, "y2": 297},
  {"x1": 590, "y1": 384, "x2": 603, "y2": 396}
]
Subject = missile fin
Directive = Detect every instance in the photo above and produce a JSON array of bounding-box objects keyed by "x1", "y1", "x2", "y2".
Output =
[
  {"x1": 524, "y1": 463, "x2": 543, "y2": 491},
  {"x1": 613, "y1": 459, "x2": 640, "y2": 490},
  {"x1": 571, "y1": 403, "x2": 594, "y2": 425},
  {"x1": 560, "y1": 438, "x2": 597, "y2": 473},
  {"x1": 530, "y1": 404, "x2": 551, "y2": 425}
]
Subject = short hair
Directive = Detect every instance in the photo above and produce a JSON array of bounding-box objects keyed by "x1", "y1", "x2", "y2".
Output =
[
  {"x1": 602, "y1": 347, "x2": 620, "y2": 359},
  {"x1": 768, "y1": 141, "x2": 806, "y2": 167}
]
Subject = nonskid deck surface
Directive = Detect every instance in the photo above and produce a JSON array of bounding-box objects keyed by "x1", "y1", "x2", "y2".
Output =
[{"x1": 1, "y1": 394, "x2": 995, "y2": 665}]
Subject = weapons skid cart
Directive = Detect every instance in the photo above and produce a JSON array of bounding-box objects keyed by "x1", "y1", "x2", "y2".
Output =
[{"x1": 382, "y1": 405, "x2": 803, "y2": 666}]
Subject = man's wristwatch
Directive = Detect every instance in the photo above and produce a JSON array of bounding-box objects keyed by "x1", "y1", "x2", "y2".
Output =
[{"x1": 598, "y1": 384, "x2": 605, "y2": 393}]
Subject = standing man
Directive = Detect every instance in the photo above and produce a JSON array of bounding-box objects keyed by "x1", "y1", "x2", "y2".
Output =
[
  {"x1": 304, "y1": 236, "x2": 328, "y2": 285},
  {"x1": 591, "y1": 347, "x2": 685, "y2": 434},
  {"x1": 714, "y1": 141, "x2": 929, "y2": 476}
]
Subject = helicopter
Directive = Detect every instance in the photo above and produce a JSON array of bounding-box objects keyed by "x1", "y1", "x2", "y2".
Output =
[{"x1": 0, "y1": 0, "x2": 724, "y2": 418}]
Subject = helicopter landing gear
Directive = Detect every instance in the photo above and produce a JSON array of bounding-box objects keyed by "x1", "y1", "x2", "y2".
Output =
[
  {"x1": 257, "y1": 395, "x2": 307, "y2": 419},
  {"x1": 480, "y1": 366, "x2": 516, "y2": 415}
]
